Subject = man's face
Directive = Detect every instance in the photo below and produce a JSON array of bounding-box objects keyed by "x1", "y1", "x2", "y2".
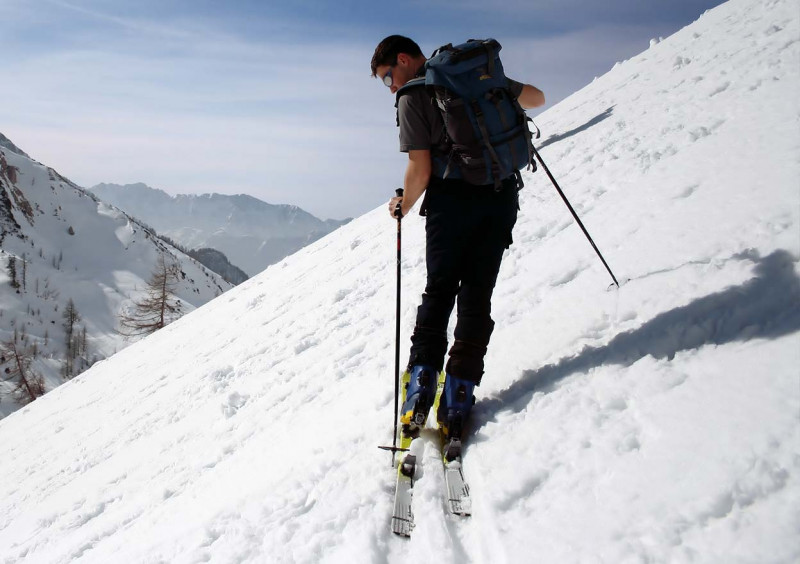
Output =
[{"x1": 376, "y1": 53, "x2": 414, "y2": 94}]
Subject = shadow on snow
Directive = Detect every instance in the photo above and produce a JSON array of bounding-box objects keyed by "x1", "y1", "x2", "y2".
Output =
[
  {"x1": 535, "y1": 107, "x2": 615, "y2": 150},
  {"x1": 475, "y1": 248, "x2": 800, "y2": 424}
]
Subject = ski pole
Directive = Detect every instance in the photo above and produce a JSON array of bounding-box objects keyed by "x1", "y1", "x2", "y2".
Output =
[
  {"x1": 378, "y1": 189, "x2": 409, "y2": 464},
  {"x1": 531, "y1": 145, "x2": 620, "y2": 288},
  {"x1": 376, "y1": 188, "x2": 406, "y2": 466},
  {"x1": 391, "y1": 188, "x2": 404, "y2": 465}
]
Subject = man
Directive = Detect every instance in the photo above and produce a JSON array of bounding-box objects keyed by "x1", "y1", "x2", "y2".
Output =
[{"x1": 371, "y1": 35, "x2": 545, "y2": 440}]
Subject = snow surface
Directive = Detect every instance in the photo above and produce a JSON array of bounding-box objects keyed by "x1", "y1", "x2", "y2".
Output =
[{"x1": 1, "y1": 0, "x2": 798, "y2": 561}]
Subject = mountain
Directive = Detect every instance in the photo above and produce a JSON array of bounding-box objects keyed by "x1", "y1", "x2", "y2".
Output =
[
  {"x1": 0, "y1": 133, "x2": 29, "y2": 159},
  {"x1": 0, "y1": 141, "x2": 232, "y2": 418},
  {"x1": 187, "y1": 248, "x2": 249, "y2": 285},
  {"x1": 88, "y1": 183, "x2": 351, "y2": 277},
  {"x1": 0, "y1": 0, "x2": 798, "y2": 561}
]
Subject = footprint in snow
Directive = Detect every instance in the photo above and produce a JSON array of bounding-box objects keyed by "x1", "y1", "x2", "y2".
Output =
[
  {"x1": 617, "y1": 432, "x2": 642, "y2": 453},
  {"x1": 689, "y1": 127, "x2": 712, "y2": 141},
  {"x1": 294, "y1": 338, "x2": 319, "y2": 354},
  {"x1": 709, "y1": 81, "x2": 731, "y2": 97},
  {"x1": 551, "y1": 265, "x2": 586, "y2": 286},
  {"x1": 221, "y1": 391, "x2": 249, "y2": 418},
  {"x1": 207, "y1": 366, "x2": 235, "y2": 393},
  {"x1": 603, "y1": 396, "x2": 628, "y2": 412},
  {"x1": 333, "y1": 287, "x2": 351, "y2": 303},
  {"x1": 673, "y1": 55, "x2": 692, "y2": 69},
  {"x1": 675, "y1": 184, "x2": 700, "y2": 199}
]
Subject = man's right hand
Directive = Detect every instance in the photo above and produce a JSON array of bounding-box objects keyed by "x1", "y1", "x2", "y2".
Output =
[{"x1": 388, "y1": 196, "x2": 404, "y2": 219}]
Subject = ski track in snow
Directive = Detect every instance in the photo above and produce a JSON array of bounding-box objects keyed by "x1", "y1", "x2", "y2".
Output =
[{"x1": 1, "y1": 0, "x2": 800, "y2": 562}]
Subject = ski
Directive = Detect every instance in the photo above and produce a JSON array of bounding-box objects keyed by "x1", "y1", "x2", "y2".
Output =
[
  {"x1": 391, "y1": 447, "x2": 416, "y2": 536},
  {"x1": 388, "y1": 369, "x2": 417, "y2": 537},
  {"x1": 442, "y1": 437, "x2": 472, "y2": 515},
  {"x1": 432, "y1": 373, "x2": 472, "y2": 516}
]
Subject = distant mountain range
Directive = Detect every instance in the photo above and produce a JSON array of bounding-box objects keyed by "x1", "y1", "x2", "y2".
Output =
[{"x1": 88, "y1": 183, "x2": 351, "y2": 277}]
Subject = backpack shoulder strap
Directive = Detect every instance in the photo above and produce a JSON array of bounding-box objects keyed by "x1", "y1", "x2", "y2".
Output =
[
  {"x1": 394, "y1": 77, "x2": 427, "y2": 102},
  {"x1": 395, "y1": 77, "x2": 428, "y2": 126}
]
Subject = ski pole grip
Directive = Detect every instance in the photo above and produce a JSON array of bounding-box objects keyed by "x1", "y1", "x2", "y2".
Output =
[{"x1": 394, "y1": 188, "x2": 404, "y2": 219}]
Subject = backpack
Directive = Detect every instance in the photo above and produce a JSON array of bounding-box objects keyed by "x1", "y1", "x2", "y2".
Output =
[{"x1": 397, "y1": 38, "x2": 536, "y2": 189}]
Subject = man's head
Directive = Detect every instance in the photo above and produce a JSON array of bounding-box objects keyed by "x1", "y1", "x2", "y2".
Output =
[{"x1": 371, "y1": 35, "x2": 426, "y2": 94}]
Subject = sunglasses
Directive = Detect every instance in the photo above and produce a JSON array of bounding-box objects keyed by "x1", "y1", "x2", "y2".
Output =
[{"x1": 382, "y1": 68, "x2": 394, "y2": 88}]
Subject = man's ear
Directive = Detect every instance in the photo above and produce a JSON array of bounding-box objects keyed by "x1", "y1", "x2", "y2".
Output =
[{"x1": 396, "y1": 53, "x2": 408, "y2": 67}]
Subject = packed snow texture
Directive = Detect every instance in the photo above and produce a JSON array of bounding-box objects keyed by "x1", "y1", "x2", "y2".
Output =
[{"x1": 1, "y1": 0, "x2": 798, "y2": 561}]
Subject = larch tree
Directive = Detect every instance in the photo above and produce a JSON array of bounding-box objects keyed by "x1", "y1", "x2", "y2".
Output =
[
  {"x1": 0, "y1": 337, "x2": 45, "y2": 405},
  {"x1": 119, "y1": 254, "x2": 184, "y2": 337}
]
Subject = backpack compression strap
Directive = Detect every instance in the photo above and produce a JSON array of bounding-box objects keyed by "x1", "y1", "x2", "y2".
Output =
[{"x1": 470, "y1": 99, "x2": 504, "y2": 189}]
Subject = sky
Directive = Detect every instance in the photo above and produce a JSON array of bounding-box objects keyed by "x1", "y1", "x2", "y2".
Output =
[{"x1": 0, "y1": 0, "x2": 725, "y2": 220}]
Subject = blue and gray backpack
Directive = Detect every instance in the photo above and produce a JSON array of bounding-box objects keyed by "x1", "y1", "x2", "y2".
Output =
[{"x1": 397, "y1": 38, "x2": 537, "y2": 189}]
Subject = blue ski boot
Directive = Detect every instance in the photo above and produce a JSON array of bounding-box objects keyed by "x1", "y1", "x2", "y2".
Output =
[
  {"x1": 437, "y1": 374, "x2": 476, "y2": 441},
  {"x1": 400, "y1": 365, "x2": 438, "y2": 430}
]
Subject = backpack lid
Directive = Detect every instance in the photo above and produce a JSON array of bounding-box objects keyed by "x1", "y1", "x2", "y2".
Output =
[{"x1": 426, "y1": 39, "x2": 502, "y2": 76}]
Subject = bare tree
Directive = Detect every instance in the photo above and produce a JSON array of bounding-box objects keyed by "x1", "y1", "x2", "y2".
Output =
[
  {"x1": 7, "y1": 256, "x2": 19, "y2": 289},
  {"x1": 119, "y1": 254, "x2": 184, "y2": 337},
  {"x1": 0, "y1": 338, "x2": 45, "y2": 405},
  {"x1": 62, "y1": 299, "x2": 80, "y2": 351},
  {"x1": 62, "y1": 299, "x2": 81, "y2": 378},
  {"x1": 21, "y1": 252, "x2": 27, "y2": 291}
]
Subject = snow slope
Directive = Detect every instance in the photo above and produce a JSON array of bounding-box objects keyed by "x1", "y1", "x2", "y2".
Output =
[{"x1": 0, "y1": 0, "x2": 798, "y2": 561}]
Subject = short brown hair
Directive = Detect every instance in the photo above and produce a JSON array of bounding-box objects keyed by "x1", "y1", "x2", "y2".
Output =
[{"x1": 371, "y1": 35, "x2": 423, "y2": 77}]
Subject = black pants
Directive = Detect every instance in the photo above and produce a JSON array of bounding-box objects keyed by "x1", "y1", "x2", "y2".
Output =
[{"x1": 407, "y1": 176, "x2": 519, "y2": 385}]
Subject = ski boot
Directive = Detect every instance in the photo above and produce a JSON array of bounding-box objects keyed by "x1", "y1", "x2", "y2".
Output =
[
  {"x1": 437, "y1": 374, "x2": 476, "y2": 444},
  {"x1": 400, "y1": 365, "x2": 438, "y2": 435}
]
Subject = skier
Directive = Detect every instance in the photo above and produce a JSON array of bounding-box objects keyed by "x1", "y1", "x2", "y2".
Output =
[{"x1": 371, "y1": 35, "x2": 545, "y2": 441}]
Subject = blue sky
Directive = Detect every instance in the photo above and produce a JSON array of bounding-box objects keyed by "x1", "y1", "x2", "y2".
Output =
[{"x1": 0, "y1": 0, "x2": 724, "y2": 219}]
